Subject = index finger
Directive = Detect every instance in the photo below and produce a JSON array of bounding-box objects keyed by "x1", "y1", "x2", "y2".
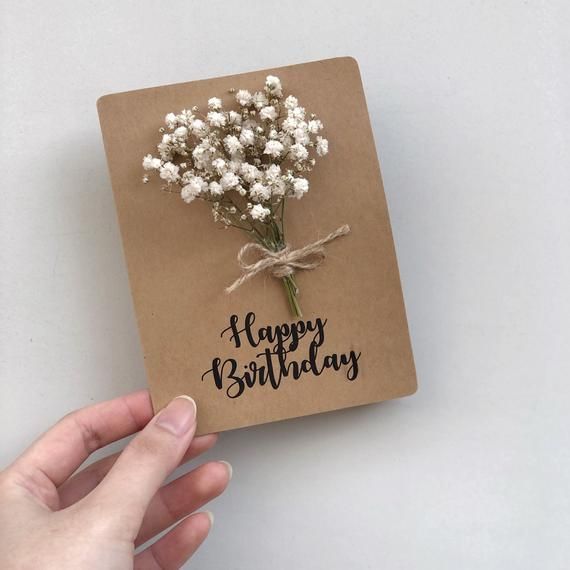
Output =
[{"x1": 10, "y1": 390, "x2": 153, "y2": 488}]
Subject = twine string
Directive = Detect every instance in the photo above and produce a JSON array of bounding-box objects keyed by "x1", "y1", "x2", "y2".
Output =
[{"x1": 225, "y1": 224, "x2": 351, "y2": 294}]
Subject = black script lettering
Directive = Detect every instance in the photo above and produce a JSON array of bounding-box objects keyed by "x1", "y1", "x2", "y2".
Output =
[{"x1": 204, "y1": 312, "x2": 362, "y2": 398}]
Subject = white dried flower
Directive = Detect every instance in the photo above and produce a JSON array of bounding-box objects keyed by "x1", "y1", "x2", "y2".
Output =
[
  {"x1": 192, "y1": 142, "x2": 211, "y2": 170},
  {"x1": 207, "y1": 111, "x2": 226, "y2": 128},
  {"x1": 221, "y1": 171, "x2": 240, "y2": 190},
  {"x1": 240, "y1": 163, "x2": 261, "y2": 183},
  {"x1": 284, "y1": 95, "x2": 298, "y2": 110},
  {"x1": 211, "y1": 158, "x2": 227, "y2": 173},
  {"x1": 181, "y1": 185, "x2": 200, "y2": 203},
  {"x1": 264, "y1": 164, "x2": 281, "y2": 183},
  {"x1": 282, "y1": 116, "x2": 298, "y2": 133},
  {"x1": 250, "y1": 203, "x2": 271, "y2": 221},
  {"x1": 265, "y1": 75, "x2": 283, "y2": 97},
  {"x1": 142, "y1": 154, "x2": 161, "y2": 170},
  {"x1": 208, "y1": 97, "x2": 222, "y2": 110},
  {"x1": 289, "y1": 143, "x2": 309, "y2": 161},
  {"x1": 235, "y1": 89, "x2": 253, "y2": 106},
  {"x1": 181, "y1": 176, "x2": 206, "y2": 202},
  {"x1": 239, "y1": 128, "x2": 255, "y2": 146},
  {"x1": 165, "y1": 113, "x2": 177, "y2": 128},
  {"x1": 178, "y1": 109, "x2": 194, "y2": 125},
  {"x1": 316, "y1": 136, "x2": 329, "y2": 156},
  {"x1": 228, "y1": 111, "x2": 242, "y2": 125},
  {"x1": 307, "y1": 119, "x2": 323, "y2": 134},
  {"x1": 157, "y1": 141, "x2": 173, "y2": 160},
  {"x1": 293, "y1": 125, "x2": 310, "y2": 145},
  {"x1": 290, "y1": 106, "x2": 305, "y2": 121},
  {"x1": 174, "y1": 126, "x2": 188, "y2": 138},
  {"x1": 250, "y1": 182, "x2": 271, "y2": 202},
  {"x1": 209, "y1": 181, "x2": 224, "y2": 197},
  {"x1": 292, "y1": 177, "x2": 309, "y2": 199},
  {"x1": 224, "y1": 135, "x2": 243, "y2": 155},
  {"x1": 252, "y1": 91, "x2": 268, "y2": 110},
  {"x1": 190, "y1": 119, "x2": 207, "y2": 135},
  {"x1": 159, "y1": 162, "x2": 180, "y2": 182},
  {"x1": 263, "y1": 140, "x2": 284, "y2": 157},
  {"x1": 259, "y1": 106, "x2": 277, "y2": 121}
]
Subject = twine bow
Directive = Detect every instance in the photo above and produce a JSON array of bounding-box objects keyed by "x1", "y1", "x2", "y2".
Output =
[{"x1": 226, "y1": 224, "x2": 351, "y2": 294}]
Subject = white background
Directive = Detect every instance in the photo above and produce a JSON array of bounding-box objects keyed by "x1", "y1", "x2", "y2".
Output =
[{"x1": 1, "y1": 1, "x2": 569, "y2": 568}]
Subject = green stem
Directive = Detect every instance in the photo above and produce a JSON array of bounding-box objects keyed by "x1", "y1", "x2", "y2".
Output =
[
  {"x1": 280, "y1": 198, "x2": 286, "y2": 240},
  {"x1": 243, "y1": 202, "x2": 303, "y2": 318},
  {"x1": 282, "y1": 275, "x2": 302, "y2": 318}
]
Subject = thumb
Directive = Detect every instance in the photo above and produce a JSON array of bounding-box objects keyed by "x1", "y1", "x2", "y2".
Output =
[{"x1": 82, "y1": 395, "x2": 197, "y2": 536}]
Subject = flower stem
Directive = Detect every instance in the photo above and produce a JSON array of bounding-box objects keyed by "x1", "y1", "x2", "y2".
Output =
[
  {"x1": 282, "y1": 275, "x2": 302, "y2": 318},
  {"x1": 250, "y1": 212, "x2": 302, "y2": 318}
]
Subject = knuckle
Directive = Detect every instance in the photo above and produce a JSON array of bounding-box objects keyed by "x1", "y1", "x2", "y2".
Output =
[{"x1": 60, "y1": 410, "x2": 103, "y2": 455}]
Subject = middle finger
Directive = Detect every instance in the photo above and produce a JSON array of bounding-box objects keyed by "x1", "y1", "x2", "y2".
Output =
[{"x1": 135, "y1": 459, "x2": 231, "y2": 547}]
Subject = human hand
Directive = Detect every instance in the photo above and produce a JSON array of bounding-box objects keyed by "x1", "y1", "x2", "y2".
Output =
[{"x1": 0, "y1": 391, "x2": 231, "y2": 569}]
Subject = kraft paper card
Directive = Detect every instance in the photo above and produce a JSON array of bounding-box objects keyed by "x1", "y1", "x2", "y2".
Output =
[{"x1": 97, "y1": 57, "x2": 417, "y2": 435}]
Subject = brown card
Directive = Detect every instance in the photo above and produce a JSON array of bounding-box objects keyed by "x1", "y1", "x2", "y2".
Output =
[{"x1": 97, "y1": 57, "x2": 417, "y2": 435}]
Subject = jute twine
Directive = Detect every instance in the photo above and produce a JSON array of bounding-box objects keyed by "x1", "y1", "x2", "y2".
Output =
[{"x1": 225, "y1": 224, "x2": 351, "y2": 293}]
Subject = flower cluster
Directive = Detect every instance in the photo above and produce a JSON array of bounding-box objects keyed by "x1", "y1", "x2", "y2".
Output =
[{"x1": 142, "y1": 75, "x2": 328, "y2": 227}]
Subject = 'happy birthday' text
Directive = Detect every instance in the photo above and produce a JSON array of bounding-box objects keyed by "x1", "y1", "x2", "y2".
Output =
[{"x1": 201, "y1": 312, "x2": 361, "y2": 398}]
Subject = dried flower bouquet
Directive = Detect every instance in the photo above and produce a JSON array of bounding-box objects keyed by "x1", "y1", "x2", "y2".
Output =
[{"x1": 142, "y1": 74, "x2": 348, "y2": 318}]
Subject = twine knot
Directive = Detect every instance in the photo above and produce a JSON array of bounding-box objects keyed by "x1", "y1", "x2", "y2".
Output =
[{"x1": 226, "y1": 224, "x2": 351, "y2": 294}]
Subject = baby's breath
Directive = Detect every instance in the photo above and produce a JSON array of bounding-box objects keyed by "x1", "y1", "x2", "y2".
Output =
[
  {"x1": 142, "y1": 75, "x2": 330, "y2": 317},
  {"x1": 142, "y1": 75, "x2": 328, "y2": 232}
]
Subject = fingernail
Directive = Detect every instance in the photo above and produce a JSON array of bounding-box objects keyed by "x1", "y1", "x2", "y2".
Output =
[
  {"x1": 218, "y1": 460, "x2": 233, "y2": 480},
  {"x1": 155, "y1": 395, "x2": 197, "y2": 436},
  {"x1": 204, "y1": 510, "x2": 214, "y2": 528}
]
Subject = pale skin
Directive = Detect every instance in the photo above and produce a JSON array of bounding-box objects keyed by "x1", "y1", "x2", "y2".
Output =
[{"x1": 0, "y1": 391, "x2": 231, "y2": 569}]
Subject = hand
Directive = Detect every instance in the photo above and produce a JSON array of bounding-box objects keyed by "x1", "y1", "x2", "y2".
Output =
[{"x1": 0, "y1": 391, "x2": 231, "y2": 569}]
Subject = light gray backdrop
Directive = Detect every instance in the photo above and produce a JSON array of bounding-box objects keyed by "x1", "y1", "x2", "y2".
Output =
[{"x1": 1, "y1": 1, "x2": 569, "y2": 568}]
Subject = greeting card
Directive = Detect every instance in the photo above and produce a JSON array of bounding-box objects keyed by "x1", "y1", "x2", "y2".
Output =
[{"x1": 97, "y1": 57, "x2": 417, "y2": 435}]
